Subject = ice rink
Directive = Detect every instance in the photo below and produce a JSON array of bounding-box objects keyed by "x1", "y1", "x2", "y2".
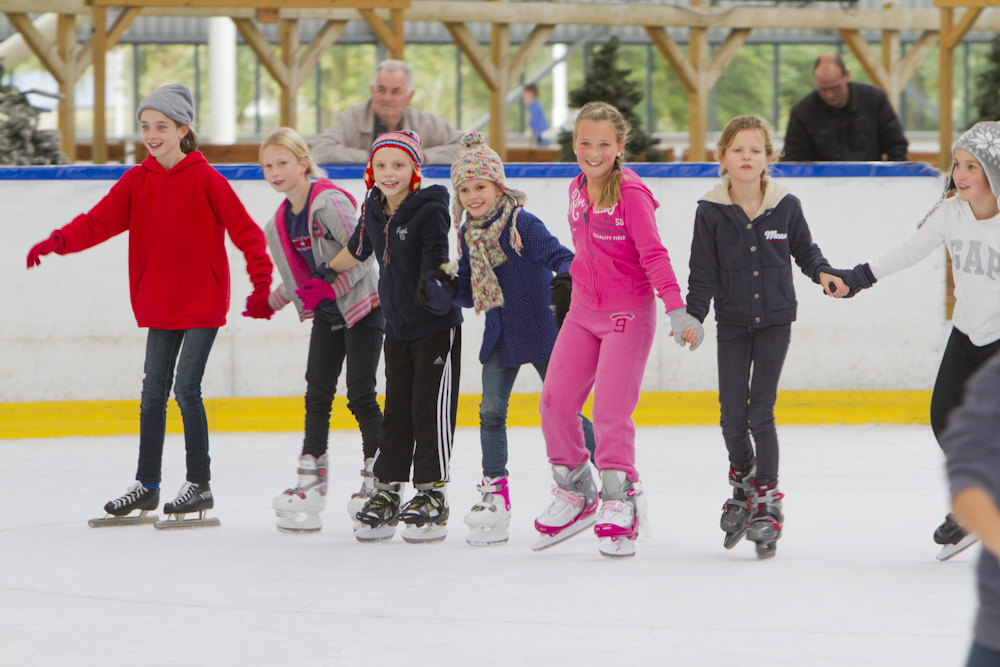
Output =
[{"x1": 0, "y1": 424, "x2": 981, "y2": 667}]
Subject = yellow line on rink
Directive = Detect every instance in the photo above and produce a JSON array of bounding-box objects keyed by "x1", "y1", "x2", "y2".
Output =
[{"x1": 0, "y1": 390, "x2": 931, "y2": 439}]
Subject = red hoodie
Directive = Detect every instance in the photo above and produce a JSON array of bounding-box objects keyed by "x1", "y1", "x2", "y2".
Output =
[{"x1": 55, "y1": 151, "x2": 272, "y2": 329}]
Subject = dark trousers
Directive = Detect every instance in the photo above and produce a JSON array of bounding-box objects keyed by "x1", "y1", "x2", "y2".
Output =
[
  {"x1": 716, "y1": 322, "x2": 791, "y2": 482},
  {"x1": 931, "y1": 327, "x2": 1000, "y2": 448},
  {"x1": 967, "y1": 642, "x2": 1000, "y2": 667},
  {"x1": 302, "y1": 308, "x2": 384, "y2": 460},
  {"x1": 137, "y1": 327, "x2": 218, "y2": 486},
  {"x1": 375, "y1": 327, "x2": 461, "y2": 485}
]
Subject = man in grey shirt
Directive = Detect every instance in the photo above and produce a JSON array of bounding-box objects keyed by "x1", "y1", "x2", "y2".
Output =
[
  {"x1": 943, "y1": 352, "x2": 1000, "y2": 666},
  {"x1": 311, "y1": 59, "x2": 464, "y2": 165}
]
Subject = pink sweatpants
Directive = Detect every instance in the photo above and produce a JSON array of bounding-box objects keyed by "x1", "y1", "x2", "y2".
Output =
[{"x1": 539, "y1": 298, "x2": 657, "y2": 482}]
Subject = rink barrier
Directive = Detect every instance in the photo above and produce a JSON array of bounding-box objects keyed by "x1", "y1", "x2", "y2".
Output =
[{"x1": 1, "y1": 390, "x2": 931, "y2": 439}]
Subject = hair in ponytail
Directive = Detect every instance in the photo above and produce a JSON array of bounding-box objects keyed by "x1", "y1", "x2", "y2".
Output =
[
  {"x1": 573, "y1": 101, "x2": 630, "y2": 209},
  {"x1": 179, "y1": 124, "x2": 199, "y2": 154}
]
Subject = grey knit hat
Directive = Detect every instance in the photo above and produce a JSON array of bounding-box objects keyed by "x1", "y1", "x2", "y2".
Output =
[
  {"x1": 949, "y1": 121, "x2": 1000, "y2": 200},
  {"x1": 136, "y1": 84, "x2": 194, "y2": 126}
]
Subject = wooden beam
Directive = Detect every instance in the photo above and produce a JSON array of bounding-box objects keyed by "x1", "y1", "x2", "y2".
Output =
[
  {"x1": 939, "y1": 6, "x2": 953, "y2": 171},
  {"x1": 389, "y1": 8, "x2": 404, "y2": 60},
  {"x1": 687, "y1": 1, "x2": 709, "y2": 163},
  {"x1": 359, "y1": 8, "x2": 403, "y2": 56},
  {"x1": 5, "y1": 13, "x2": 69, "y2": 82},
  {"x1": 92, "y1": 4, "x2": 107, "y2": 163},
  {"x1": 645, "y1": 26, "x2": 696, "y2": 93},
  {"x1": 88, "y1": 0, "x2": 410, "y2": 7},
  {"x1": 704, "y1": 28, "x2": 751, "y2": 89},
  {"x1": 898, "y1": 30, "x2": 939, "y2": 88},
  {"x1": 295, "y1": 19, "x2": 346, "y2": 78},
  {"x1": 444, "y1": 22, "x2": 499, "y2": 90},
  {"x1": 838, "y1": 29, "x2": 890, "y2": 91},
  {"x1": 76, "y1": 7, "x2": 141, "y2": 73},
  {"x1": 489, "y1": 16, "x2": 509, "y2": 159},
  {"x1": 280, "y1": 18, "x2": 298, "y2": 127},
  {"x1": 57, "y1": 13, "x2": 76, "y2": 161},
  {"x1": 942, "y1": 7, "x2": 983, "y2": 48},
  {"x1": 507, "y1": 24, "x2": 554, "y2": 85},
  {"x1": 232, "y1": 17, "x2": 289, "y2": 84}
]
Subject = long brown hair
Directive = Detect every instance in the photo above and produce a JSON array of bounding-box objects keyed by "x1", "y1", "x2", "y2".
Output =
[
  {"x1": 716, "y1": 115, "x2": 774, "y2": 194},
  {"x1": 573, "y1": 101, "x2": 630, "y2": 208},
  {"x1": 178, "y1": 124, "x2": 199, "y2": 154}
]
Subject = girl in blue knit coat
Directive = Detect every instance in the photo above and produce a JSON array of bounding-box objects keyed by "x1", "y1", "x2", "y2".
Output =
[{"x1": 447, "y1": 132, "x2": 595, "y2": 546}]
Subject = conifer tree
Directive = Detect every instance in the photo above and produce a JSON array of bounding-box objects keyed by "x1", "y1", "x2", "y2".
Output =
[
  {"x1": 558, "y1": 36, "x2": 661, "y2": 162},
  {"x1": 974, "y1": 34, "x2": 1000, "y2": 127}
]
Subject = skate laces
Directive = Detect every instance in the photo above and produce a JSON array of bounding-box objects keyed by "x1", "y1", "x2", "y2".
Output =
[
  {"x1": 109, "y1": 483, "x2": 146, "y2": 509},
  {"x1": 366, "y1": 491, "x2": 398, "y2": 519},
  {"x1": 172, "y1": 483, "x2": 198, "y2": 505}
]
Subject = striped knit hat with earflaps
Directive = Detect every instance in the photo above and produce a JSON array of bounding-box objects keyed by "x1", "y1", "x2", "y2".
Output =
[{"x1": 356, "y1": 130, "x2": 424, "y2": 264}]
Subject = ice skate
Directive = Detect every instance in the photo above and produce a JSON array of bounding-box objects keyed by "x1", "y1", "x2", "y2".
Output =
[
  {"x1": 355, "y1": 482, "x2": 401, "y2": 542},
  {"x1": 400, "y1": 482, "x2": 449, "y2": 543},
  {"x1": 532, "y1": 463, "x2": 598, "y2": 552},
  {"x1": 89, "y1": 482, "x2": 160, "y2": 527},
  {"x1": 155, "y1": 481, "x2": 220, "y2": 530},
  {"x1": 747, "y1": 478, "x2": 783, "y2": 559},
  {"x1": 720, "y1": 460, "x2": 756, "y2": 549},
  {"x1": 273, "y1": 454, "x2": 327, "y2": 533},
  {"x1": 464, "y1": 476, "x2": 511, "y2": 546},
  {"x1": 934, "y1": 512, "x2": 980, "y2": 561},
  {"x1": 346, "y1": 457, "x2": 376, "y2": 530},
  {"x1": 594, "y1": 470, "x2": 640, "y2": 559}
]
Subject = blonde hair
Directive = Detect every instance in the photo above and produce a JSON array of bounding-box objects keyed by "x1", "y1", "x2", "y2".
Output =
[
  {"x1": 573, "y1": 101, "x2": 630, "y2": 208},
  {"x1": 716, "y1": 115, "x2": 774, "y2": 193},
  {"x1": 259, "y1": 127, "x2": 327, "y2": 179}
]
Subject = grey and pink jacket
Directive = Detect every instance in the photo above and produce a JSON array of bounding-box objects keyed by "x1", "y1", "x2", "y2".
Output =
[
  {"x1": 566, "y1": 168, "x2": 685, "y2": 313},
  {"x1": 264, "y1": 179, "x2": 379, "y2": 326}
]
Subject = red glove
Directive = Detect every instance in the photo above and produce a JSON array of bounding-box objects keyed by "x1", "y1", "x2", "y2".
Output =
[
  {"x1": 26, "y1": 232, "x2": 64, "y2": 269},
  {"x1": 242, "y1": 289, "x2": 274, "y2": 320},
  {"x1": 295, "y1": 278, "x2": 337, "y2": 311}
]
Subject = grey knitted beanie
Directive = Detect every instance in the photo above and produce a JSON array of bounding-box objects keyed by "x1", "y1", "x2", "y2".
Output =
[
  {"x1": 949, "y1": 121, "x2": 1000, "y2": 200},
  {"x1": 136, "y1": 84, "x2": 194, "y2": 126}
]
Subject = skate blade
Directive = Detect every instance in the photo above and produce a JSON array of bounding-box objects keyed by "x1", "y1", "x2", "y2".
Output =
[
  {"x1": 754, "y1": 540, "x2": 778, "y2": 559},
  {"x1": 88, "y1": 513, "x2": 159, "y2": 528},
  {"x1": 599, "y1": 536, "x2": 636, "y2": 559},
  {"x1": 355, "y1": 523, "x2": 396, "y2": 542},
  {"x1": 531, "y1": 517, "x2": 596, "y2": 552},
  {"x1": 275, "y1": 511, "x2": 322, "y2": 533},
  {"x1": 402, "y1": 523, "x2": 448, "y2": 544},
  {"x1": 465, "y1": 527, "x2": 509, "y2": 546},
  {"x1": 723, "y1": 526, "x2": 748, "y2": 549},
  {"x1": 936, "y1": 534, "x2": 980, "y2": 561},
  {"x1": 154, "y1": 512, "x2": 220, "y2": 530}
]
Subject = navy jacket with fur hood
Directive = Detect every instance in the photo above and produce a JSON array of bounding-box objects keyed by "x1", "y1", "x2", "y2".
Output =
[
  {"x1": 347, "y1": 184, "x2": 462, "y2": 341},
  {"x1": 686, "y1": 176, "x2": 832, "y2": 329}
]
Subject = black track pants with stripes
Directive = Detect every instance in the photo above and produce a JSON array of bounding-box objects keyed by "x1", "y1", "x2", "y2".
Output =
[{"x1": 374, "y1": 326, "x2": 461, "y2": 485}]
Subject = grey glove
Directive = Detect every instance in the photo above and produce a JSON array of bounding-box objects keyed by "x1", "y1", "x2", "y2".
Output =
[{"x1": 667, "y1": 307, "x2": 704, "y2": 351}]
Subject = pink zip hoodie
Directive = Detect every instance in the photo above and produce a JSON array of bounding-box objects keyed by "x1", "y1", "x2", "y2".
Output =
[{"x1": 567, "y1": 167, "x2": 684, "y2": 313}]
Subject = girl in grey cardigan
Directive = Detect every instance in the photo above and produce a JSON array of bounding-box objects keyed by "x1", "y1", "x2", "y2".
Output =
[{"x1": 259, "y1": 128, "x2": 383, "y2": 534}]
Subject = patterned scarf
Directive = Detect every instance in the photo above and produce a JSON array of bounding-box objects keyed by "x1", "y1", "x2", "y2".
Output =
[{"x1": 459, "y1": 192, "x2": 523, "y2": 313}]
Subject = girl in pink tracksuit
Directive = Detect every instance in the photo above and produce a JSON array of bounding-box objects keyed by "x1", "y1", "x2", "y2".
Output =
[{"x1": 533, "y1": 101, "x2": 704, "y2": 558}]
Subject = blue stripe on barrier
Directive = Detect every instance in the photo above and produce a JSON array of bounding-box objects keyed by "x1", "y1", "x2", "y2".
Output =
[{"x1": 0, "y1": 161, "x2": 941, "y2": 180}]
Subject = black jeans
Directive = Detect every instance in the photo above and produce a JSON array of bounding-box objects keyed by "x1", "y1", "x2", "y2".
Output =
[
  {"x1": 966, "y1": 641, "x2": 1000, "y2": 667},
  {"x1": 375, "y1": 326, "x2": 461, "y2": 485},
  {"x1": 931, "y1": 327, "x2": 1000, "y2": 448},
  {"x1": 137, "y1": 327, "x2": 218, "y2": 486},
  {"x1": 716, "y1": 322, "x2": 791, "y2": 482},
  {"x1": 303, "y1": 308, "x2": 384, "y2": 460}
]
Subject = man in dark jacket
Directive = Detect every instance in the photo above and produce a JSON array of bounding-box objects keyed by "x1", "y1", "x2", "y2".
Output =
[{"x1": 781, "y1": 53, "x2": 908, "y2": 162}]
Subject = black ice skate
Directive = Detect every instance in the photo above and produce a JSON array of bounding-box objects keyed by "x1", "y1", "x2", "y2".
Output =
[
  {"x1": 355, "y1": 482, "x2": 401, "y2": 542},
  {"x1": 89, "y1": 482, "x2": 160, "y2": 527},
  {"x1": 155, "y1": 481, "x2": 220, "y2": 530},
  {"x1": 934, "y1": 512, "x2": 980, "y2": 561},
  {"x1": 399, "y1": 482, "x2": 449, "y2": 543},
  {"x1": 747, "y1": 478, "x2": 783, "y2": 560},
  {"x1": 720, "y1": 460, "x2": 756, "y2": 549}
]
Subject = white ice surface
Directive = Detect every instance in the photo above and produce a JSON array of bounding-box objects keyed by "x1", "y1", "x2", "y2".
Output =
[{"x1": 0, "y1": 425, "x2": 980, "y2": 666}]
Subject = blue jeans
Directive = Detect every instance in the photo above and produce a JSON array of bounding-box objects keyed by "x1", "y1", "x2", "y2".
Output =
[
  {"x1": 967, "y1": 642, "x2": 1000, "y2": 667},
  {"x1": 137, "y1": 328, "x2": 218, "y2": 486},
  {"x1": 479, "y1": 349, "x2": 595, "y2": 479}
]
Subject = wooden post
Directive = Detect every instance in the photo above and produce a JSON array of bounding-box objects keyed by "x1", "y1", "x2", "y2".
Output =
[
  {"x1": 390, "y1": 8, "x2": 404, "y2": 60},
  {"x1": 882, "y1": 1, "x2": 901, "y2": 111},
  {"x1": 687, "y1": 1, "x2": 708, "y2": 162},
  {"x1": 56, "y1": 13, "x2": 75, "y2": 161},
  {"x1": 92, "y1": 5, "x2": 107, "y2": 164},
  {"x1": 280, "y1": 18, "x2": 299, "y2": 128},
  {"x1": 939, "y1": 6, "x2": 953, "y2": 171},
  {"x1": 489, "y1": 2, "x2": 509, "y2": 160}
]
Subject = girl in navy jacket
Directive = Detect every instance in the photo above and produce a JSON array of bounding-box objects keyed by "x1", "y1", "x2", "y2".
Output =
[
  {"x1": 446, "y1": 132, "x2": 595, "y2": 546},
  {"x1": 685, "y1": 115, "x2": 847, "y2": 559}
]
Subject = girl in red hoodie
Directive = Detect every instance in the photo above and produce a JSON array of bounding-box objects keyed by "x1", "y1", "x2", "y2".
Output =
[
  {"x1": 26, "y1": 84, "x2": 273, "y2": 528},
  {"x1": 532, "y1": 101, "x2": 703, "y2": 558}
]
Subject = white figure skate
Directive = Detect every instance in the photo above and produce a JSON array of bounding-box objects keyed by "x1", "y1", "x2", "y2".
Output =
[
  {"x1": 594, "y1": 470, "x2": 640, "y2": 559},
  {"x1": 273, "y1": 453, "x2": 327, "y2": 533},
  {"x1": 532, "y1": 463, "x2": 598, "y2": 551},
  {"x1": 464, "y1": 476, "x2": 511, "y2": 546},
  {"x1": 347, "y1": 457, "x2": 376, "y2": 531}
]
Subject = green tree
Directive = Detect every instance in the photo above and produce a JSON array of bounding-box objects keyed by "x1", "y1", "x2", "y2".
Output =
[
  {"x1": 557, "y1": 36, "x2": 661, "y2": 162},
  {"x1": 973, "y1": 35, "x2": 1000, "y2": 127}
]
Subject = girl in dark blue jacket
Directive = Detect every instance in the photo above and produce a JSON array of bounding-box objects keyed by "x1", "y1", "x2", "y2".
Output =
[
  {"x1": 326, "y1": 131, "x2": 462, "y2": 544},
  {"x1": 446, "y1": 132, "x2": 595, "y2": 546},
  {"x1": 685, "y1": 115, "x2": 848, "y2": 559}
]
